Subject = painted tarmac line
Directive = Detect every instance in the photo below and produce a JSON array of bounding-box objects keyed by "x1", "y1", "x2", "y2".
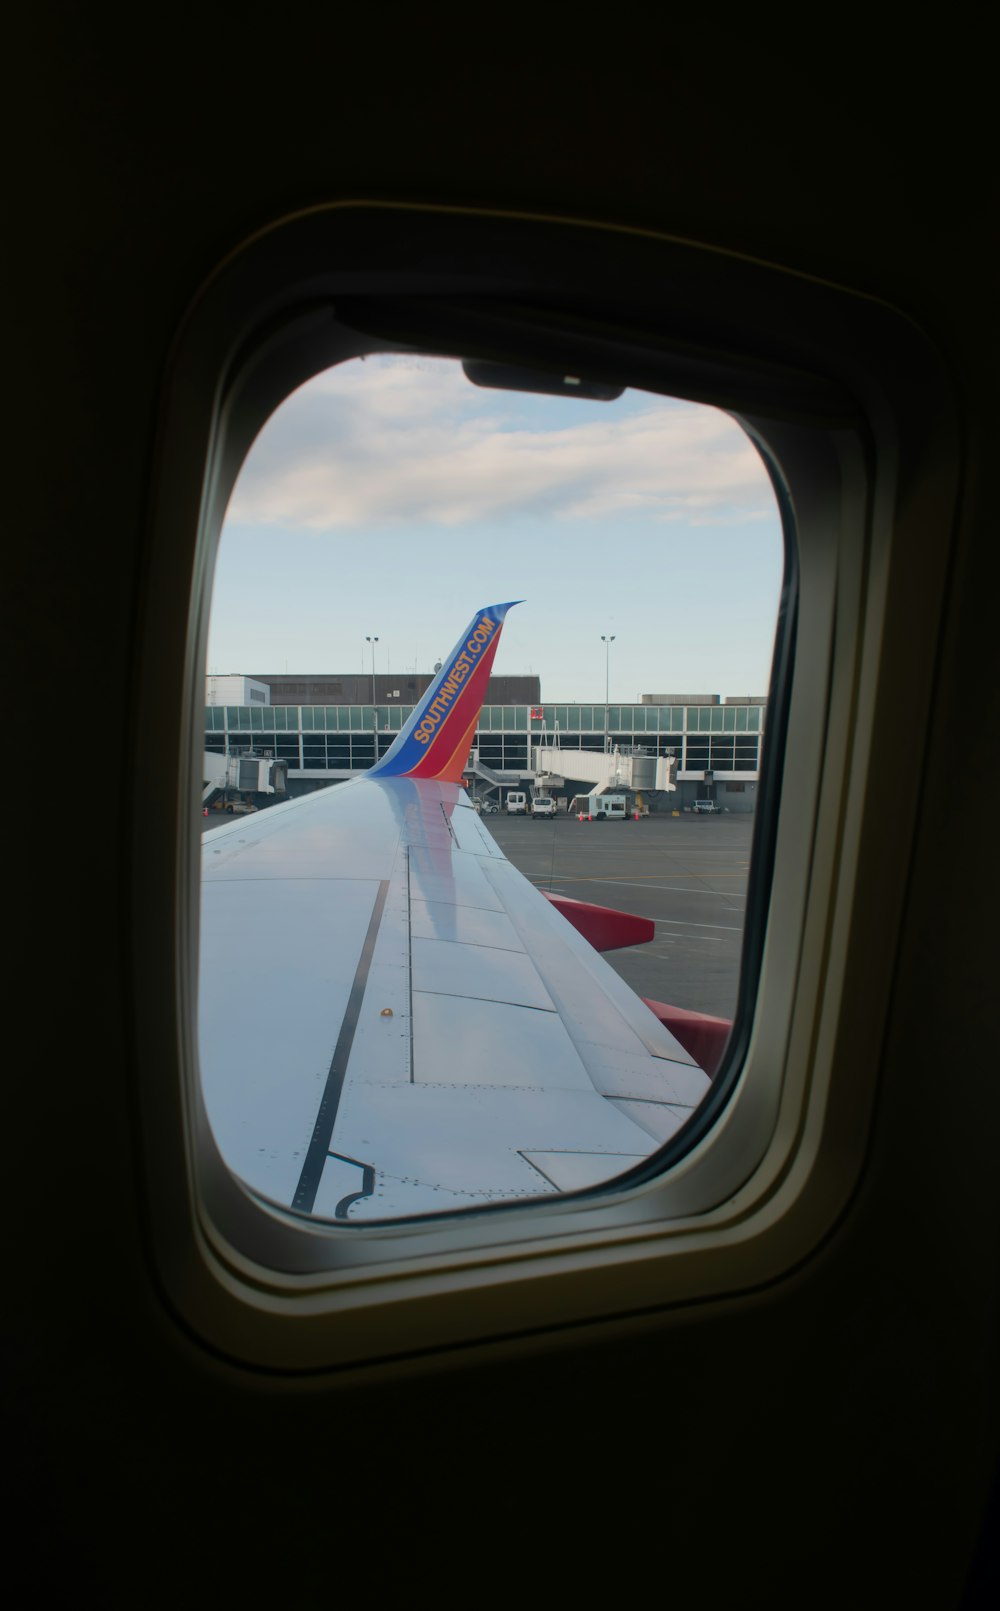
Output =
[
  {"x1": 563, "y1": 877, "x2": 747, "y2": 901},
  {"x1": 654, "y1": 916, "x2": 744, "y2": 933}
]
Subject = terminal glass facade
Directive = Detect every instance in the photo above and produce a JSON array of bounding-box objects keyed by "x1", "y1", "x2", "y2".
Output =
[{"x1": 205, "y1": 702, "x2": 765, "y2": 779}]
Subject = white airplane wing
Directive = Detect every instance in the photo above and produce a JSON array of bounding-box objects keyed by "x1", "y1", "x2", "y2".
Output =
[{"x1": 200, "y1": 604, "x2": 710, "y2": 1221}]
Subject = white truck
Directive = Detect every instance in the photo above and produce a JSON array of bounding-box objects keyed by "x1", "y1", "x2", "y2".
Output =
[
  {"x1": 530, "y1": 794, "x2": 557, "y2": 818},
  {"x1": 692, "y1": 799, "x2": 721, "y2": 814},
  {"x1": 505, "y1": 791, "x2": 527, "y2": 814},
  {"x1": 569, "y1": 792, "x2": 629, "y2": 820}
]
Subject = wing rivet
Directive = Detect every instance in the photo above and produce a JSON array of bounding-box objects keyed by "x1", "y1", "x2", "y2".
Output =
[{"x1": 380, "y1": 1007, "x2": 393, "y2": 1017}]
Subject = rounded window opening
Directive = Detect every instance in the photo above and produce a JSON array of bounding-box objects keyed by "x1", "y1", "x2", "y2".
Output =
[{"x1": 199, "y1": 354, "x2": 784, "y2": 1222}]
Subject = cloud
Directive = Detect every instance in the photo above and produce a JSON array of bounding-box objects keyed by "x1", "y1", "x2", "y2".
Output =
[{"x1": 227, "y1": 357, "x2": 774, "y2": 532}]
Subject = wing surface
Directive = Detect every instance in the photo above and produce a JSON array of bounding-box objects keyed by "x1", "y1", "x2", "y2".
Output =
[{"x1": 200, "y1": 778, "x2": 709, "y2": 1221}]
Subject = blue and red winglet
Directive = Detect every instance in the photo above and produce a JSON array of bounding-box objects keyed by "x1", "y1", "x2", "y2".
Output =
[{"x1": 371, "y1": 601, "x2": 522, "y2": 783}]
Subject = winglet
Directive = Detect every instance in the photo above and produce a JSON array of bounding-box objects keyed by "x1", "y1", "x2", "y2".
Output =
[{"x1": 371, "y1": 601, "x2": 522, "y2": 783}]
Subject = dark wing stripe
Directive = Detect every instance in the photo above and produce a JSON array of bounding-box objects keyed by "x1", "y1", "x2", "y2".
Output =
[{"x1": 292, "y1": 879, "x2": 390, "y2": 1214}]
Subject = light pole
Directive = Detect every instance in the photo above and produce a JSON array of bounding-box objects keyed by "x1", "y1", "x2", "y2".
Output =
[
  {"x1": 601, "y1": 634, "x2": 616, "y2": 753},
  {"x1": 365, "y1": 635, "x2": 379, "y2": 751},
  {"x1": 365, "y1": 635, "x2": 379, "y2": 702}
]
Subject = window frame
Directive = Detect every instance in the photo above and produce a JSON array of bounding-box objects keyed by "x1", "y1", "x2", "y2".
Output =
[{"x1": 130, "y1": 204, "x2": 958, "y2": 1370}]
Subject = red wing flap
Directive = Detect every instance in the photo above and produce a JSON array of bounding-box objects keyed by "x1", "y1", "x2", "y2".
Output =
[
  {"x1": 542, "y1": 891, "x2": 731, "y2": 1076},
  {"x1": 641, "y1": 999, "x2": 732, "y2": 1079},
  {"x1": 542, "y1": 891, "x2": 654, "y2": 951}
]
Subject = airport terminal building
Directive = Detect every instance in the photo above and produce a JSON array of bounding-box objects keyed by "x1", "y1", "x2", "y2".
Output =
[{"x1": 204, "y1": 673, "x2": 766, "y2": 811}]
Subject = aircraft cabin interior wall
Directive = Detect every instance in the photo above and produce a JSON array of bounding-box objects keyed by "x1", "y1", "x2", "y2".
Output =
[{"x1": 8, "y1": 13, "x2": 997, "y2": 1608}]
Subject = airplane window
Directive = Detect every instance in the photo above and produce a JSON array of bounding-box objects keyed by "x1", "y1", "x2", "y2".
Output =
[{"x1": 201, "y1": 354, "x2": 784, "y2": 1222}]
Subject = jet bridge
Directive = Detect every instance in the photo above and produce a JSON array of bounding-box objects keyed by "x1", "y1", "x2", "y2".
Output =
[
  {"x1": 203, "y1": 750, "x2": 289, "y2": 807},
  {"x1": 531, "y1": 744, "x2": 676, "y2": 795}
]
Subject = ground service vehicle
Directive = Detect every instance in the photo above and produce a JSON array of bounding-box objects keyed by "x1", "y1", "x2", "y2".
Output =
[
  {"x1": 571, "y1": 791, "x2": 629, "y2": 820},
  {"x1": 596, "y1": 793, "x2": 628, "y2": 820},
  {"x1": 9, "y1": 15, "x2": 997, "y2": 1609},
  {"x1": 530, "y1": 793, "x2": 557, "y2": 817},
  {"x1": 692, "y1": 799, "x2": 721, "y2": 814},
  {"x1": 505, "y1": 791, "x2": 527, "y2": 814}
]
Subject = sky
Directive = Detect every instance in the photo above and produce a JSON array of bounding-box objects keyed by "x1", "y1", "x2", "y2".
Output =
[{"x1": 208, "y1": 355, "x2": 784, "y2": 703}]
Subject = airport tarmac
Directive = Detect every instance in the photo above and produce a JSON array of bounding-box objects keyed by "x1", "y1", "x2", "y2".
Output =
[
  {"x1": 202, "y1": 799, "x2": 752, "y2": 1021},
  {"x1": 485, "y1": 810, "x2": 752, "y2": 1020}
]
